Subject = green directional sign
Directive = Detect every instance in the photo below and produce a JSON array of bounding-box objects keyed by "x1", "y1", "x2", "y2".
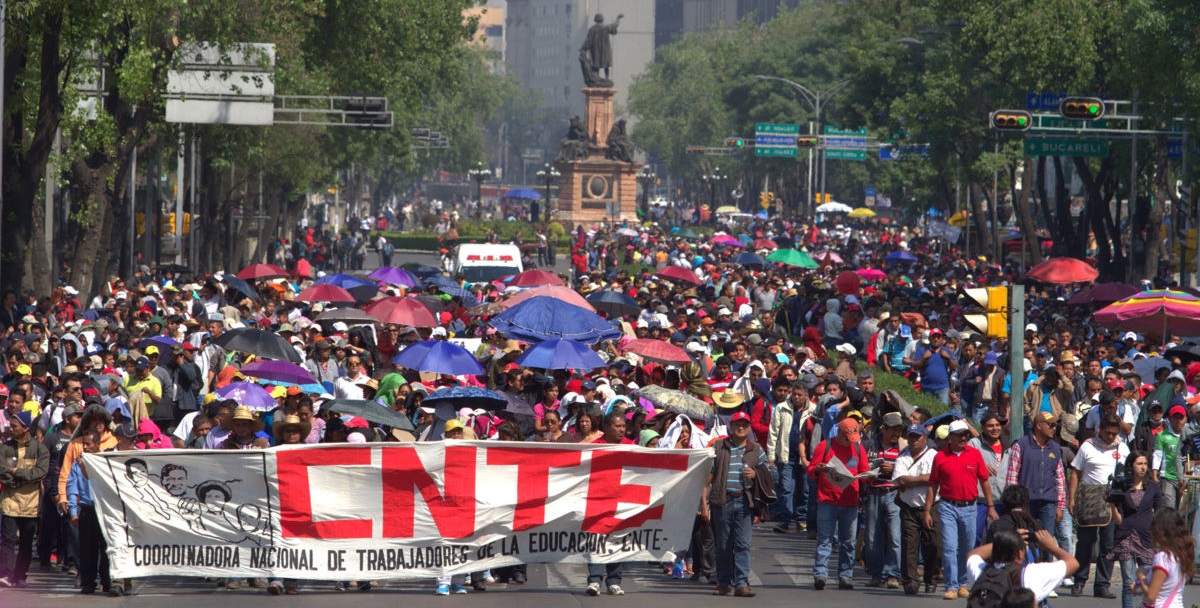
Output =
[
  {"x1": 755, "y1": 123, "x2": 800, "y2": 157},
  {"x1": 824, "y1": 125, "x2": 867, "y2": 136},
  {"x1": 757, "y1": 147, "x2": 797, "y2": 158},
  {"x1": 1032, "y1": 117, "x2": 1110, "y2": 131},
  {"x1": 826, "y1": 148, "x2": 867, "y2": 161},
  {"x1": 1024, "y1": 138, "x2": 1110, "y2": 157},
  {"x1": 756, "y1": 123, "x2": 800, "y2": 135}
]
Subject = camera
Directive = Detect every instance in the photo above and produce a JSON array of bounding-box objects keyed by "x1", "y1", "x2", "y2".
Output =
[{"x1": 1107, "y1": 463, "x2": 1133, "y2": 504}]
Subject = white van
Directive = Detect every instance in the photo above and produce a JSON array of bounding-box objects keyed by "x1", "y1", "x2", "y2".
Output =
[{"x1": 453, "y1": 243, "x2": 523, "y2": 283}]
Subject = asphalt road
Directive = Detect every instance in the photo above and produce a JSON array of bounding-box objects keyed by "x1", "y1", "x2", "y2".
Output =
[{"x1": 15, "y1": 524, "x2": 1199, "y2": 607}]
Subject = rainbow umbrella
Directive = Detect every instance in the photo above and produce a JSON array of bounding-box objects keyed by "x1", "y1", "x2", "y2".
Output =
[{"x1": 1094, "y1": 290, "x2": 1200, "y2": 336}]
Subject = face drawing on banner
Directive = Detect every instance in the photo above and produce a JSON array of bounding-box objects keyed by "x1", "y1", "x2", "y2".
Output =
[
  {"x1": 160, "y1": 464, "x2": 189, "y2": 497},
  {"x1": 125, "y1": 459, "x2": 173, "y2": 520},
  {"x1": 176, "y1": 479, "x2": 268, "y2": 546}
]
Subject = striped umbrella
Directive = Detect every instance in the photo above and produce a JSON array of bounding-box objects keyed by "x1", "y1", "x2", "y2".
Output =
[{"x1": 1094, "y1": 290, "x2": 1200, "y2": 336}]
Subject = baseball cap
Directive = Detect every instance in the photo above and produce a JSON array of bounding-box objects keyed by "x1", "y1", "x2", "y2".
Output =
[
  {"x1": 1146, "y1": 398, "x2": 1164, "y2": 411},
  {"x1": 11, "y1": 410, "x2": 33, "y2": 428},
  {"x1": 905, "y1": 423, "x2": 927, "y2": 437},
  {"x1": 837, "y1": 418, "x2": 861, "y2": 443},
  {"x1": 1106, "y1": 379, "x2": 1125, "y2": 391},
  {"x1": 947, "y1": 419, "x2": 971, "y2": 434},
  {"x1": 1036, "y1": 411, "x2": 1059, "y2": 424},
  {"x1": 983, "y1": 352, "x2": 998, "y2": 365},
  {"x1": 1169, "y1": 405, "x2": 1188, "y2": 418},
  {"x1": 729, "y1": 411, "x2": 751, "y2": 424},
  {"x1": 133, "y1": 356, "x2": 150, "y2": 370},
  {"x1": 881, "y1": 411, "x2": 904, "y2": 428},
  {"x1": 14, "y1": 364, "x2": 31, "y2": 376},
  {"x1": 144, "y1": 345, "x2": 159, "y2": 356},
  {"x1": 1122, "y1": 331, "x2": 1138, "y2": 341},
  {"x1": 929, "y1": 328, "x2": 944, "y2": 337},
  {"x1": 444, "y1": 419, "x2": 465, "y2": 433}
]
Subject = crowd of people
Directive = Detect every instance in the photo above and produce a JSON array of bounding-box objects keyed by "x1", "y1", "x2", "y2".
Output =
[{"x1": 0, "y1": 213, "x2": 1197, "y2": 608}]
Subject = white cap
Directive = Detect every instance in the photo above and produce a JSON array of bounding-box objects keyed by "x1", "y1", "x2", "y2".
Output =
[
  {"x1": 834, "y1": 343, "x2": 857, "y2": 356},
  {"x1": 717, "y1": 306, "x2": 732, "y2": 316},
  {"x1": 332, "y1": 321, "x2": 349, "y2": 332},
  {"x1": 64, "y1": 286, "x2": 79, "y2": 295},
  {"x1": 418, "y1": 406, "x2": 436, "y2": 414},
  {"x1": 431, "y1": 327, "x2": 448, "y2": 338},
  {"x1": 1025, "y1": 323, "x2": 1037, "y2": 333},
  {"x1": 685, "y1": 341, "x2": 707, "y2": 354},
  {"x1": 1122, "y1": 331, "x2": 1139, "y2": 341},
  {"x1": 947, "y1": 420, "x2": 970, "y2": 434},
  {"x1": 1023, "y1": 358, "x2": 1033, "y2": 373}
]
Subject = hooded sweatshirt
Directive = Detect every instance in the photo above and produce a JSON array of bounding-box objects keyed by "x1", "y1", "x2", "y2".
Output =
[
  {"x1": 822, "y1": 298, "x2": 843, "y2": 342},
  {"x1": 136, "y1": 418, "x2": 174, "y2": 450},
  {"x1": 57, "y1": 405, "x2": 116, "y2": 507}
]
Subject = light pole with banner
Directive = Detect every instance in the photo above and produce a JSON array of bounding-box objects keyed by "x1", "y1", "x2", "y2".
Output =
[
  {"x1": 637, "y1": 166, "x2": 657, "y2": 219},
  {"x1": 468, "y1": 162, "x2": 491, "y2": 219},
  {"x1": 535, "y1": 163, "x2": 560, "y2": 224}
]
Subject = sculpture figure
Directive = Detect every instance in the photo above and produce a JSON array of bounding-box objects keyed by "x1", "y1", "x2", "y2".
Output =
[{"x1": 579, "y1": 14, "x2": 623, "y2": 88}]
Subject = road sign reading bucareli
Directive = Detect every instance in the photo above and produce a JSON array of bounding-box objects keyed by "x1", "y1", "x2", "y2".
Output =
[{"x1": 1024, "y1": 138, "x2": 1109, "y2": 157}]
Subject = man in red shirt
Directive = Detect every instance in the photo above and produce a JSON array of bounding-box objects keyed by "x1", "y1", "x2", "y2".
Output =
[
  {"x1": 924, "y1": 420, "x2": 998, "y2": 600},
  {"x1": 585, "y1": 412, "x2": 633, "y2": 597},
  {"x1": 808, "y1": 417, "x2": 871, "y2": 590}
]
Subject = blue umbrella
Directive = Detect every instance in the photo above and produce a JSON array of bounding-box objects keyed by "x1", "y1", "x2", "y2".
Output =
[
  {"x1": 437, "y1": 285, "x2": 479, "y2": 306},
  {"x1": 215, "y1": 381, "x2": 277, "y2": 412},
  {"x1": 885, "y1": 250, "x2": 918, "y2": 263},
  {"x1": 425, "y1": 275, "x2": 460, "y2": 290},
  {"x1": 423, "y1": 385, "x2": 508, "y2": 408},
  {"x1": 1131, "y1": 356, "x2": 1172, "y2": 380},
  {"x1": 732, "y1": 252, "x2": 768, "y2": 268},
  {"x1": 136, "y1": 335, "x2": 180, "y2": 351},
  {"x1": 489, "y1": 296, "x2": 622, "y2": 344},
  {"x1": 586, "y1": 290, "x2": 642, "y2": 318},
  {"x1": 392, "y1": 340, "x2": 484, "y2": 376},
  {"x1": 223, "y1": 275, "x2": 259, "y2": 301},
  {"x1": 502, "y1": 188, "x2": 543, "y2": 200},
  {"x1": 737, "y1": 233, "x2": 753, "y2": 244},
  {"x1": 314, "y1": 273, "x2": 379, "y2": 301},
  {"x1": 513, "y1": 338, "x2": 605, "y2": 370},
  {"x1": 407, "y1": 265, "x2": 443, "y2": 278}
]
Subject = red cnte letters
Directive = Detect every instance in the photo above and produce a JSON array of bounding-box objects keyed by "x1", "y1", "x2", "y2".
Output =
[
  {"x1": 582, "y1": 450, "x2": 689, "y2": 534},
  {"x1": 486, "y1": 447, "x2": 583, "y2": 531},
  {"x1": 382, "y1": 445, "x2": 477, "y2": 538},
  {"x1": 277, "y1": 447, "x2": 373, "y2": 539}
]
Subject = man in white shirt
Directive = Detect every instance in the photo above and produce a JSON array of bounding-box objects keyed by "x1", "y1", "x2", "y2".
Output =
[
  {"x1": 966, "y1": 529, "x2": 1078, "y2": 603},
  {"x1": 891, "y1": 424, "x2": 940, "y2": 595},
  {"x1": 1068, "y1": 412, "x2": 1128, "y2": 598},
  {"x1": 333, "y1": 353, "x2": 369, "y2": 400}
]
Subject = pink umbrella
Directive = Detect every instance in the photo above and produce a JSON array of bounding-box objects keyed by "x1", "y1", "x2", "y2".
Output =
[
  {"x1": 752, "y1": 239, "x2": 778, "y2": 250},
  {"x1": 814, "y1": 251, "x2": 843, "y2": 265},
  {"x1": 856, "y1": 268, "x2": 887, "y2": 281},
  {"x1": 712, "y1": 234, "x2": 744, "y2": 248},
  {"x1": 510, "y1": 269, "x2": 566, "y2": 288},
  {"x1": 501, "y1": 285, "x2": 595, "y2": 311},
  {"x1": 622, "y1": 338, "x2": 690, "y2": 364},
  {"x1": 1026, "y1": 257, "x2": 1098, "y2": 284},
  {"x1": 364, "y1": 297, "x2": 438, "y2": 327},
  {"x1": 654, "y1": 266, "x2": 702, "y2": 286},
  {"x1": 1094, "y1": 290, "x2": 1200, "y2": 336}
]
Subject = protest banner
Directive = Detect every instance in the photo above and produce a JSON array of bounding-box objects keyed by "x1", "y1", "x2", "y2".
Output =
[{"x1": 83, "y1": 442, "x2": 712, "y2": 580}]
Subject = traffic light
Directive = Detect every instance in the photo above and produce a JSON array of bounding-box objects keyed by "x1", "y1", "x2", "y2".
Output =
[
  {"x1": 1059, "y1": 97, "x2": 1106, "y2": 121},
  {"x1": 989, "y1": 110, "x2": 1032, "y2": 131},
  {"x1": 796, "y1": 136, "x2": 819, "y2": 148},
  {"x1": 135, "y1": 212, "x2": 145, "y2": 237},
  {"x1": 963, "y1": 286, "x2": 1009, "y2": 338},
  {"x1": 341, "y1": 96, "x2": 391, "y2": 129},
  {"x1": 182, "y1": 212, "x2": 192, "y2": 235},
  {"x1": 163, "y1": 212, "x2": 176, "y2": 235},
  {"x1": 685, "y1": 146, "x2": 707, "y2": 155},
  {"x1": 814, "y1": 193, "x2": 830, "y2": 203},
  {"x1": 724, "y1": 137, "x2": 745, "y2": 149}
]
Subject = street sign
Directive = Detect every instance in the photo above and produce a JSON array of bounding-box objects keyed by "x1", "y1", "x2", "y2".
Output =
[
  {"x1": 826, "y1": 149, "x2": 867, "y2": 161},
  {"x1": 824, "y1": 126, "x2": 867, "y2": 136},
  {"x1": 824, "y1": 136, "x2": 869, "y2": 149},
  {"x1": 1026, "y1": 92, "x2": 1066, "y2": 112},
  {"x1": 1031, "y1": 116, "x2": 1110, "y2": 130},
  {"x1": 755, "y1": 123, "x2": 799, "y2": 158},
  {"x1": 1168, "y1": 139, "x2": 1200, "y2": 159},
  {"x1": 879, "y1": 144, "x2": 930, "y2": 160},
  {"x1": 1024, "y1": 138, "x2": 1109, "y2": 157},
  {"x1": 865, "y1": 187, "x2": 876, "y2": 207}
]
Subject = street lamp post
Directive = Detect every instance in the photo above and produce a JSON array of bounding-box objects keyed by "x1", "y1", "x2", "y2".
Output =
[
  {"x1": 700, "y1": 168, "x2": 725, "y2": 219},
  {"x1": 753, "y1": 75, "x2": 850, "y2": 217},
  {"x1": 535, "y1": 163, "x2": 560, "y2": 224},
  {"x1": 637, "y1": 166, "x2": 657, "y2": 219},
  {"x1": 468, "y1": 163, "x2": 491, "y2": 220}
]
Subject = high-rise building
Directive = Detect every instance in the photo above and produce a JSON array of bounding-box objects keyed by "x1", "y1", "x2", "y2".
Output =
[
  {"x1": 465, "y1": 4, "x2": 507, "y2": 74},
  {"x1": 654, "y1": 0, "x2": 800, "y2": 49}
]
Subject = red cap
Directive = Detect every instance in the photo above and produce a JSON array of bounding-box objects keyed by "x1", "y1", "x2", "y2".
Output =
[
  {"x1": 1106, "y1": 379, "x2": 1124, "y2": 391},
  {"x1": 182, "y1": 342, "x2": 197, "y2": 351},
  {"x1": 1169, "y1": 405, "x2": 1188, "y2": 418},
  {"x1": 929, "y1": 328, "x2": 944, "y2": 336},
  {"x1": 730, "y1": 411, "x2": 751, "y2": 423},
  {"x1": 0, "y1": 384, "x2": 8, "y2": 396}
]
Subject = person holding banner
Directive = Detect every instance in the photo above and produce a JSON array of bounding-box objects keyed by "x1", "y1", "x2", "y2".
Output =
[
  {"x1": 702, "y1": 410, "x2": 762, "y2": 597},
  {"x1": 266, "y1": 414, "x2": 309, "y2": 596},
  {"x1": 586, "y1": 412, "x2": 633, "y2": 596},
  {"x1": 67, "y1": 430, "x2": 114, "y2": 595}
]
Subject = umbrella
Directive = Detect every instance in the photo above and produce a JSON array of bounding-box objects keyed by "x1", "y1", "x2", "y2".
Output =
[
  {"x1": 674, "y1": 228, "x2": 701, "y2": 240},
  {"x1": 466, "y1": 302, "x2": 507, "y2": 317},
  {"x1": 504, "y1": 285, "x2": 595, "y2": 311},
  {"x1": 215, "y1": 381, "x2": 277, "y2": 412},
  {"x1": 885, "y1": 250, "x2": 918, "y2": 263},
  {"x1": 766, "y1": 249, "x2": 818, "y2": 269},
  {"x1": 157, "y1": 263, "x2": 192, "y2": 275},
  {"x1": 636, "y1": 385, "x2": 711, "y2": 420},
  {"x1": 654, "y1": 266, "x2": 702, "y2": 286},
  {"x1": 423, "y1": 386, "x2": 508, "y2": 409},
  {"x1": 222, "y1": 275, "x2": 259, "y2": 301},
  {"x1": 502, "y1": 188, "x2": 543, "y2": 200},
  {"x1": 711, "y1": 234, "x2": 744, "y2": 248},
  {"x1": 405, "y1": 264, "x2": 444, "y2": 279},
  {"x1": 732, "y1": 252, "x2": 768, "y2": 268},
  {"x1": 436, "y1": 284, "x2": 479, "y2": 306},
  {"x1": 364, "y1": 297, "x2": 437, "y2": 327},
  {"x1": 615, "y1": 228, "x2": 639, "y2": 237},
  {"x1": 1067, "y1": 282, "x2": 1140, "y2": 306},
  {"x1": 510, "y1": 269, "x2": 566, "y2": 288},
  {"x1": 814, "y1": 251, "x2": 843, "y2": 265},
  {"x1": 622, "y1": 338, "x2": 690, "y2": 364},
  {"x1": 1026, "y1": 257, "x2": 1099, "y2": 284},
  {"x1": 815, "y1": 201, "x2": 853, "y2": 213},
  {"x1": 213, "y1": 327, "x2": 301, "y2": 362},
  {"x1": 586, "y1": 290, "x2": 641, "y2": 318},
  {"x1": 488, "y1": 296, "x2": 622, "y2": 344},
  {"x1": 772, "y1": 236, "x2": 795, "y2": 249},
  {"x1": 714, "y1": 205, "x2": 740, "y2": 215},
  {"x1": 237, "y1": 263, "x2": 288, "y2": 281},
  {"x1": 1165, "y1": 343, "x2": 1200, "y2": 364},
  {"x1": 136, "y1": 335, "x2": 180, "y2": 351},
  {"x1": 414, "y1": 295, "x2": 446, "y2": 313},
  {"x1": 294, "y1": 258, "x2": 312, "y2": 280},
  {"x1": 426, "y1": 275, "x2": 460, "y2": 291},
  {"x1": 512, "y1": 339, "x2": 605, "y2": 370},
  {"x1": 1132, "y1": 357, "x2": 1173, "y2": 380},
  {"x1": 856, "y1": 268, "x2": 887, "y2": 281},
  {"x1": 1094, "y1": 290, "x2": 1200, "y2": 336},
  {"x1": 848, "y1": 207, "x2": 876, "y2": 219},
  {"x1": 324, "y1": 399, "x2": 415, "y2": 431},
  {"x1": 367, "y1": 266, "x2": 419, "y2": 288},
  {"x1": 751, "y1": 238, "x2": 778, "y2": 250},
  {"x1": 314, "y1": 273, "x2": 380, "y2": 301},
  {"x1": 392, "y1": 340, "x2": 484, "y2": 376},
  {"x1": 296, "y1": 284, "x2": 356, "y2": 304},
  {"x1": 314, "y1": 307, "x2": 380, "y2": 325},
  {"x1": 239, "y1": 360, "x2": 317, "y2": 385}
]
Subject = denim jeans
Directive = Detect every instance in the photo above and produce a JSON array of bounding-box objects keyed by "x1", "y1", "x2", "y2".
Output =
[
  {"x1": 806, "y1": 476, "x2": 819, "y2": 530},
  {"x1": 793, "y1": 466, "x2": 809, "y2": 523},
  {"x1": 1118, "y1": 557, "x2": 1150, "y2": 608},
  {"x1": 922, "y1": 386, "x2": 950, "y2": 406},
  {"x1": 1029, "y1": 498, "x2": 1058, "y2": 533},
  {"x1": 1056, "y1": 508, "x2": 1075, "y2": 555},
  {"x1": 937, "y1": 501, "x2": 976, "y2": 590},
  {"x1": 587, "y1": 562, "x2": 623, "y2": 586},
  {"x1": 813, "y1": 502, "x2": 858, "y2": 581},
  {"x1": 711, "y1": 494, "x2": 753, "y2": 589},
  {"x1": 772, "y1": 462, "x2": 797, "y2": 523},
  {"x1": 863, "y1": 489, "x2": 901, "y2": 579}
]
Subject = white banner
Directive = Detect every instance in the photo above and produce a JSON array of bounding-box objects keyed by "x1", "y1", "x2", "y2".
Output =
[{"x1": 83, "y1": 442, "x2": 712, "y2": 580}]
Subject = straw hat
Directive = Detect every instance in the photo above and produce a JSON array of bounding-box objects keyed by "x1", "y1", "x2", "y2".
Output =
[
  {"x1": 221, "y1": 406, "x2": 265, "y2": 432},
  {"x1": 272, "y1": 413, "x2": 311, "y2": 439},
  {"x1": 713, "y1": 390, "x2": 746, "y2": 410}
]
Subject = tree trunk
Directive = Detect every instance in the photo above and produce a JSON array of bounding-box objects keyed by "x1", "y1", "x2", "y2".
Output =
[
  {"x1": 1076, "y1": 156, "x2": 1119, "y2": 279},
  {"x1": 1014, "y1": 156, "x2": 1042, "y2": 266},
  {"x1": 1145, "y1": 134, "x2": 1172, "y2": 280},
  {"x1": 67, "y1": 160, "x2": 117, "y2": 299},
  {"x1": 967, "y1": 181, "x2": 993, "y2": 258}
]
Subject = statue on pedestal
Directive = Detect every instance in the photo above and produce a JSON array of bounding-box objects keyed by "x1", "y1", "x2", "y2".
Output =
[
  {"x1": 556, "y1": 115, "x2": 591, "y2": 163},
  {"x1": 604, "y1": 119, "x2": 636, "y2": 163},
  {"x1": 579, "y1": 14, "x2": 623, "y2": 88}
]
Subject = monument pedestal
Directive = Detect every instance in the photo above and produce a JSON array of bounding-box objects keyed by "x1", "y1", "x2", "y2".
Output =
[{"x1": 556, "y1": 87, "x2": 641, "y2": 227}]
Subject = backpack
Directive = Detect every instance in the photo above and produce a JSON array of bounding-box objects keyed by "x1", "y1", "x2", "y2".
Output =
[{"x1": 967, "y1": 563, "x2": 1023, "y2": 608}]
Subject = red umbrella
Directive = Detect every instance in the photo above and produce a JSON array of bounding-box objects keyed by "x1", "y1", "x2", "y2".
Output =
[
  {"x1": 364, "y1": 297, "x2": 438, "y2": 327},
  {"x1": 752, "y1": 239, "x2": 778, "y2": 250},
  {"x1": 654, "y1": 266, "x2": 702, "y2": 286},
  {"x1": 501, "y1": 285, "x2": 595, "y2": 311},
  {"x1": 1067, "y1": 282, "x2": 1141, "y2": 306},
  {"x1": 1026, "y1": 257, "x2": 1098, "y2": 284},
  {"x1": 510, "y1": 269, "x2": 566, "y2": 288},
  {"x1": 622, "y1": 338, "x2": 690, "y2": 364},
  {"x1": 835, "y1": 271, "x2": 860, "y2": 295},
  {"x1": 295, "y1": 284, "x2": 355, "y2": 304},
  {"x1": 237, "y1": 263, "x2": 288, "y2": 281},
  {"x1": 294, "y1": 258, "x2": 312, "y2": 279}
]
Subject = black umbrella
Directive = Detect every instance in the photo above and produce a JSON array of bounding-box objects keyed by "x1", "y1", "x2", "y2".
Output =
[
  {"x1": 1165, "y1": 343, "x2": 1200, "y2": 364},
  {"x1": 222, "y1": 275, "x2": 259, "y2": 301},
  {"x1": 586, "y1": 290, "x2": 642, "y2": 318},
  {"x1": 325, "y1": 399, "x2": 415, "y2": 431},
  {"x1": 157, "y1": 263, "x2": 192, "y2": 275},
  {"x1": 315, "y1": 307, "x2": 380, "y2": 325},
  {"x1": 414, "y1": 295, "x2": 446, "y2": 313},
  {"x1": 772, "y1": 236, "x2": 795, "y2": 249},
  {"x1": 403, "y1": 263, "x2": 444, "y2": 279},
  {"x1": 213, "y1": 327, "x2": 301, "y2": 362}
]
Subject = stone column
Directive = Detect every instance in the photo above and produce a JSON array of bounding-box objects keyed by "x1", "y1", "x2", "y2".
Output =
[{"x1": 583, "y1": 88, "x2": 617, "y2": 150}]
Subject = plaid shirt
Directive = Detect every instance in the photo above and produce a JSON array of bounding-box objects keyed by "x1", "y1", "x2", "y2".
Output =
[{"x1": 1004, "y1": 437, "x2": 1066, "y2": 511}]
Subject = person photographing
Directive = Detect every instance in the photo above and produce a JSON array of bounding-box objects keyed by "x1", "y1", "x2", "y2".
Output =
[{"x1": 965, "y1": 529, "x2": 1079, "y2": 606}]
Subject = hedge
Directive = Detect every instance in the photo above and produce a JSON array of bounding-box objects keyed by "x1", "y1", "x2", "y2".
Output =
[{"x1": 859, "y1": 362, "x2": 949, "y2": 415}]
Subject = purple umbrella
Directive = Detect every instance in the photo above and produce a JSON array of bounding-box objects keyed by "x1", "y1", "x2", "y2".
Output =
[
  {"x1": 367, "y1": 266, "x2": 419, "y2": 288},
  {"x1": 215, "y1": 381, "x2": 278, "y2": 412},
  {"x1": 136, "y1": 335, "x2": 180, "y2": 351},
  {"x1": 239, "y1": 360, "x2": 317, "y2": 386}
]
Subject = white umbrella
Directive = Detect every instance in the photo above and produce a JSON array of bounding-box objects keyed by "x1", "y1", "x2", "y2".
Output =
[{"x1": 815, "y1": 201, "x2": 853, "y2": 213}]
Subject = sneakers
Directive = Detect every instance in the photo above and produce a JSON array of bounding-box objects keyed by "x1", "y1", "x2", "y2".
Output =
[
  {"x1": 607, "y1": 584, "x2": 624, "y2": 596},
  {"x1": 451, "y1": 584, "x2": 468, "y2": 594},
  {"x1": 904, "y1": 583, "x2": 919, "y2": 595},
  {"x1": 107, "y1": 583, "x2": 125, "y2": 597},
  {"x1": 226, "y1": 580, "x2": 241, "y2": 591},
  {"x1": 772, "y1": 524, "x2": 790, "y2": 534},
  {"x1": 943, "y1": 590, "x2": 959, "y2": 600},
  {"x1": 0, "y1": 577, "x2": 11, "y2": 588},
  {"x1": 714, "y1": 586, "x2": 733, "y2": 596},
  {"x1": 11, "y1": 580, "x2": 30, "y2": 589},
  {"x1": 838, "y1": 579, "x2": 854, "y2": 590},
  {"x1": 586, "y1": 582, "x2": 601, "y2": 596},
  {"x1": 333, "y1": 581, "x2": 348, "y2": 591},
  {"x1": 472, "y1": 580, "x2": 488, "y2": 591},
  {"x1": 958, "y1": 587, "x2": 971, "y2": 598},
  {"x1": 435, "y1": 584, "x2": 451, "y2": 596},
  {"x1": 813, "y1": 577, "x2": 827, "y2": 590},
  {"x1": 866, "y1": 577, "x2": 885, "y2": 588},
  {"x1": 886, "y1": 577, "x2": 902, "y2": 589},
  {"x1": 358, "y1": 581, "x2": 373, "y2": 592},
  {"x1": 268, "y1": 583, "x2": 283, "y2": 596}
]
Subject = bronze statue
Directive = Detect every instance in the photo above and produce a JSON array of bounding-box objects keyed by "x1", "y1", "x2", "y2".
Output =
[
  {"x1": 580, "y1": 14, "x2": 622, "y2": 88},
  {"x1": 556, "y1": 115, "x2": 591, "y2": 162},
  {"x1": 604, "y1": 119, "x2": 636, "y2": 163}
]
